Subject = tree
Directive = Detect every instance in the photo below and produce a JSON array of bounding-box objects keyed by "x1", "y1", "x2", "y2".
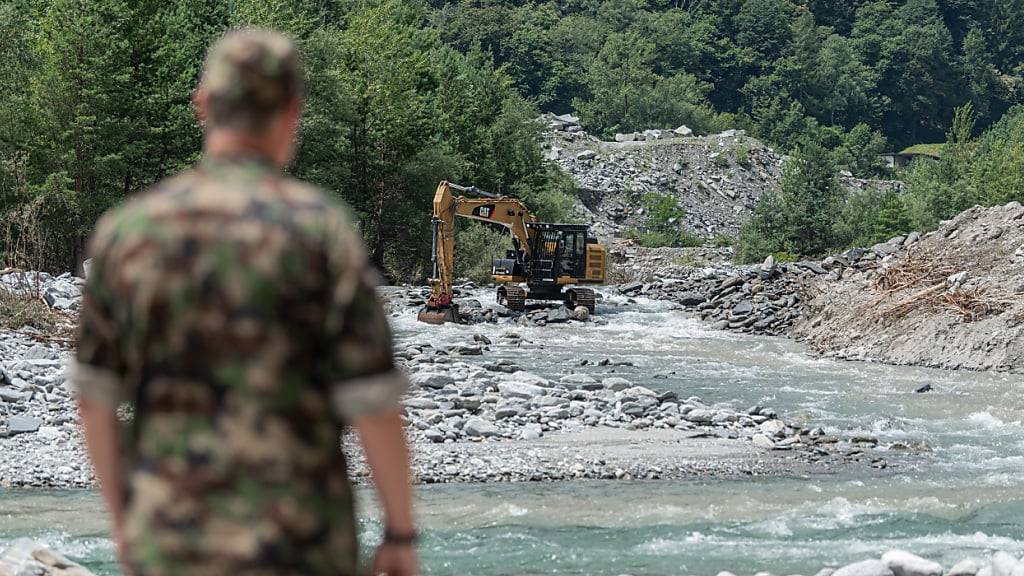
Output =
[
  {"x1": 574, "y1": 32, "x2": 658, "y2": 134},
  {"x1": 734, "y1": 0, "x2": 794, "y2": 64},
  {"x1": 736, "y1": 141, "x2": 845, "y2": 261}
]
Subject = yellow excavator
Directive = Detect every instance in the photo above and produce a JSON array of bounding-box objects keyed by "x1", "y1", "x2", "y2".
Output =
[{"x1": 418, "y1": 181, "x2": 607, "y2": 324}]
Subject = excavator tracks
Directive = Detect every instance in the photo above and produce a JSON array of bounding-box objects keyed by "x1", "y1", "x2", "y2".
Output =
[
  {"x1": 499, "y1": 286, "x2": 527, "y2": 312},
  {"x1": 567, "y1": 288, "x2": 596, "y2": 314}
]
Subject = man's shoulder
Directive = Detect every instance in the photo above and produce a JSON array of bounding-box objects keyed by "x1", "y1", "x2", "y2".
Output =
[
  {"x1": 88, "y1": 171, "x2": 199, "y2": 254},
  {"x1": 89, "y1": 167, "x2": 359, "y2": 255}
]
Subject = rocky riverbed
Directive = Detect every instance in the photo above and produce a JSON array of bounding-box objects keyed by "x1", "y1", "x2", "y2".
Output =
[{"x1": 0, "y1": 269, "x2": 902, "y2": 489}]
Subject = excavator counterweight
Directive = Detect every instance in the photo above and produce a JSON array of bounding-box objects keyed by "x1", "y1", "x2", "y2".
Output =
[{"x1": 418, "y1": 181, "x2": 607, "y2": 324}]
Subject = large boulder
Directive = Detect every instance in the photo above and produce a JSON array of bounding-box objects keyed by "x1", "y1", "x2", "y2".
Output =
[
  {"x1": 463, "y1": 418, "x2": 501, "y2": 438},
  {"x1": 833, "y1": 560, "x2": 895, "y2": 576},
  {"x1": 498, "y1": 381, "x2": 546, "y2": 399},
  {"x1": 882, "y1": 551, "x2": 944, "y2": 576},
  {"x1": 410, "y1": 372, "x2": 454, "y2": 390}
]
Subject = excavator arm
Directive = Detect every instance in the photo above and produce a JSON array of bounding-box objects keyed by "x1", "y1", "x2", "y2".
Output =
[{"x1": 421, "y1": 181, "x2": 536, "y2": 323}]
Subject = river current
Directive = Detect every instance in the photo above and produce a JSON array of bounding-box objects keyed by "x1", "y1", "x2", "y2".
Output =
[{"x1": 2, "y1": 293, "x2": 1022, "y2": 575}]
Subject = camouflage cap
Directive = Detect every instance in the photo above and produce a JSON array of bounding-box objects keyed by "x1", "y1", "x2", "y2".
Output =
[{"x1": 200, "y1": 28, "x2": 304, "y2": 130}]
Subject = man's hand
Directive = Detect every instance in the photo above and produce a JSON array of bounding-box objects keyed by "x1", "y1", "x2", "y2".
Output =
[
  {"x1": 354, "y1": 407, "x2": 418, "y2": 576},
  {"x1": 368, "y1": 542, "x2": 419, "y2": 576}
]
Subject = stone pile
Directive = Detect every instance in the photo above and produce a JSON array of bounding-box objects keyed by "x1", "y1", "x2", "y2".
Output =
[
  {"x1": 613, "y1": 233, "x2": 924, "y2": 337},
  {"x1": 385, "y1": 337, "x2": 889, "y2": 480},
  {"x1": 539, "y1": 113, "x2": 784, "y2": 240},
  {"x1": 0, "y1": 270, "x2": 83, "y2": 312},
  {"x1": 0, "y1": 333, "x2": 92, "y2": 488},
  {"x1": 796, "y1": 201, "x2": 1024, "y2": 373}
]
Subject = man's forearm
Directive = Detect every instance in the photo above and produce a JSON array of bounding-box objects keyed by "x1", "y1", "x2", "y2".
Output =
[
  {"x1": 354, "y1": 407, "x2": 415, "y2": 533},
  {"x1": 79, "y1": 397, "x2": 125, "y2": 530}
]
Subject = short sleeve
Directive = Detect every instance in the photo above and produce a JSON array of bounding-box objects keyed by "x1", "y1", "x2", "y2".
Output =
[
  {"x1": 72, "y1": 234, "x2": 129, "y2": 408},
  {"x1": 323, "y1": 214, "x2": 407, "y2": 422}
]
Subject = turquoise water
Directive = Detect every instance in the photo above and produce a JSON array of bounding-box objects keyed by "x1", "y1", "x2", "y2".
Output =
[{"x1": 3, "y1": 292, "x2": 1023, "y2": 575}]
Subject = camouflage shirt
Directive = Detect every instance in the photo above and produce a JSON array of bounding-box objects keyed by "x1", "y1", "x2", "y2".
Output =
[{"x1": 73, "y1": 154, "x2": 406, "y2": 576}]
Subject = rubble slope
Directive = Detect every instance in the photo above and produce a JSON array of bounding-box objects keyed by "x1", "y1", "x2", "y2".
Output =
[
  {"x1": 794, "y1": 202, "x2": 1024, "y2": 373},
  {"x1": 542, "y1": 116, "x2": 784, "y2": 240}
]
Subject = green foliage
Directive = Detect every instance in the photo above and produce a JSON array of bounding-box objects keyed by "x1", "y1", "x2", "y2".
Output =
[
  {"x1": 624, "y1": 192, "x2": 703, "y2": 248},
  {"x1": 573, "y1": 31, "x2": 722, "y2": 136},
  {"x1": 455, "y1": 223, "x2": 509, "y2": 285},
  {"x1": 0, "y1": 0, "x2": 570, "y2": 282},
  {"x1": 736, "y1": 142, "x2": 845, "y2": 262},
  {"x1": 435, "y1": 0, "x2": 1023, "y2": 154},
  {"x1": 712, "y1": 233, "x2": 734, "y2": 248},
  {"x1": 770, "y1": 251, "x2": 800, "y2": 263},
  {"x1": 734, "y1": 144, "x2": 751, "y2": 166},
  {"x1": 905, "y1": 104, "x2": 1024, "y2": 230},
  {"x1": 835, "y1": 186, "x2": 913, "y2": 247}
]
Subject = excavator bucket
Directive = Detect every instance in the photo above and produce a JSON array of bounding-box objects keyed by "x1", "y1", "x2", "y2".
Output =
[{"x1": 417, "y1": 305, "x2": 460, "y2": 325}]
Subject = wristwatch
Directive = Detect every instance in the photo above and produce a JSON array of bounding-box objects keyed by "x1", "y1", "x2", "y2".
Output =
[{"x1": 383, "y1": 529, "x2": 419, "y2": 545}]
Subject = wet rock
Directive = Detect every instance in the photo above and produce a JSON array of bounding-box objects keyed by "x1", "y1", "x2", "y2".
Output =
[
  {"x1": 573, "y1": 306, "x2": 590, "y2": 322},
  {"x1": 833, "y1": 559, "x2": 895, "y2": 576},
  {"x1": 948, "y1": 560, "x2": 979, "y2": 576},
  {"x1": 411, "y1": 372, "x2": 454, "y2": 390},
  {"x1": 602, "y1": 377, "x2": 631, "y2": 392},
  {"x1": 0, "y1": 538, "x2": 97, "y2": 576},
  {"x1": 497, "y1": 382, "x2": 546, "y2": 399},
  {"x1": 882, "y1": 550, "x2": 944, "y2": 576},
  {"x1": 992, "y1": 552, "x2": 1020, "y2": 576},
  {"x1": 547, "y1": 306, "x2": 573, "y2": 324}
]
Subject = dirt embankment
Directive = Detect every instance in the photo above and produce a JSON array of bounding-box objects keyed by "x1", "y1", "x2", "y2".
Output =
[{"x1": 794, "y1": 202, "x2": 1024, "y2": 373}]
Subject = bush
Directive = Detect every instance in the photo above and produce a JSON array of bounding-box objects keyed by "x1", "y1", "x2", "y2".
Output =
[
  {"x1": 712, "y1": 233, "x2": 734, "y2": 248},
  {"x1": 904, "y1": 104, "x2": 1024, "y2": 231},
  {"x1": 0, "y1": 289, "x2": 61, "y2": 332},
  {"x1": 770, "y1": 251, "x2": 800, "y2": 263},
  {"x1": 835, "y1": 185, "x2": 912, "y2": 248},
  {"x1": 626, "y1": 230, "x2": 703, "y2": 248},
  {"x1": 734, "y1": 144, "x2": 751, "y2": 167},
  {"x1": 622, "y1": 192, "x2": 704, "y2": 248}
]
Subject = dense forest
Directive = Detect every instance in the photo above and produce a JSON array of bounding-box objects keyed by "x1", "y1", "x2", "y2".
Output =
[{"x1": 1, "y1": 0, "x2": 1023, "y2": 278}]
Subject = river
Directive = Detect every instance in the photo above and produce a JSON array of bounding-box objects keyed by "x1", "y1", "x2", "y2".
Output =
[{"x1": 2, "y1": 293, "x2": 1022, "y2": 575}]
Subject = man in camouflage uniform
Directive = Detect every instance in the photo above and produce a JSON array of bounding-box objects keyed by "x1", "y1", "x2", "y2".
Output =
[{"x1": 74, "y1": 29, "x2": 418, "y2": 576}]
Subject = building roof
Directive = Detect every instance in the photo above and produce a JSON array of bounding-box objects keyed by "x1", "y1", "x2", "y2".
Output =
[{"x1": 898, "y1": 143, "x2": 945, "y2": 158}]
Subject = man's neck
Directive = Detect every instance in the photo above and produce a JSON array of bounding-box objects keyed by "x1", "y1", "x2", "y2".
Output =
[{"x1": 204, "y1": 129, "x2": 280, "y2": 166}]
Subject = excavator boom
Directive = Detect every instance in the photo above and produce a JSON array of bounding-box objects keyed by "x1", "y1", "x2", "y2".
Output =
[{"x1": 419, "y1": 181, "x2": 536, "y2": 324}]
